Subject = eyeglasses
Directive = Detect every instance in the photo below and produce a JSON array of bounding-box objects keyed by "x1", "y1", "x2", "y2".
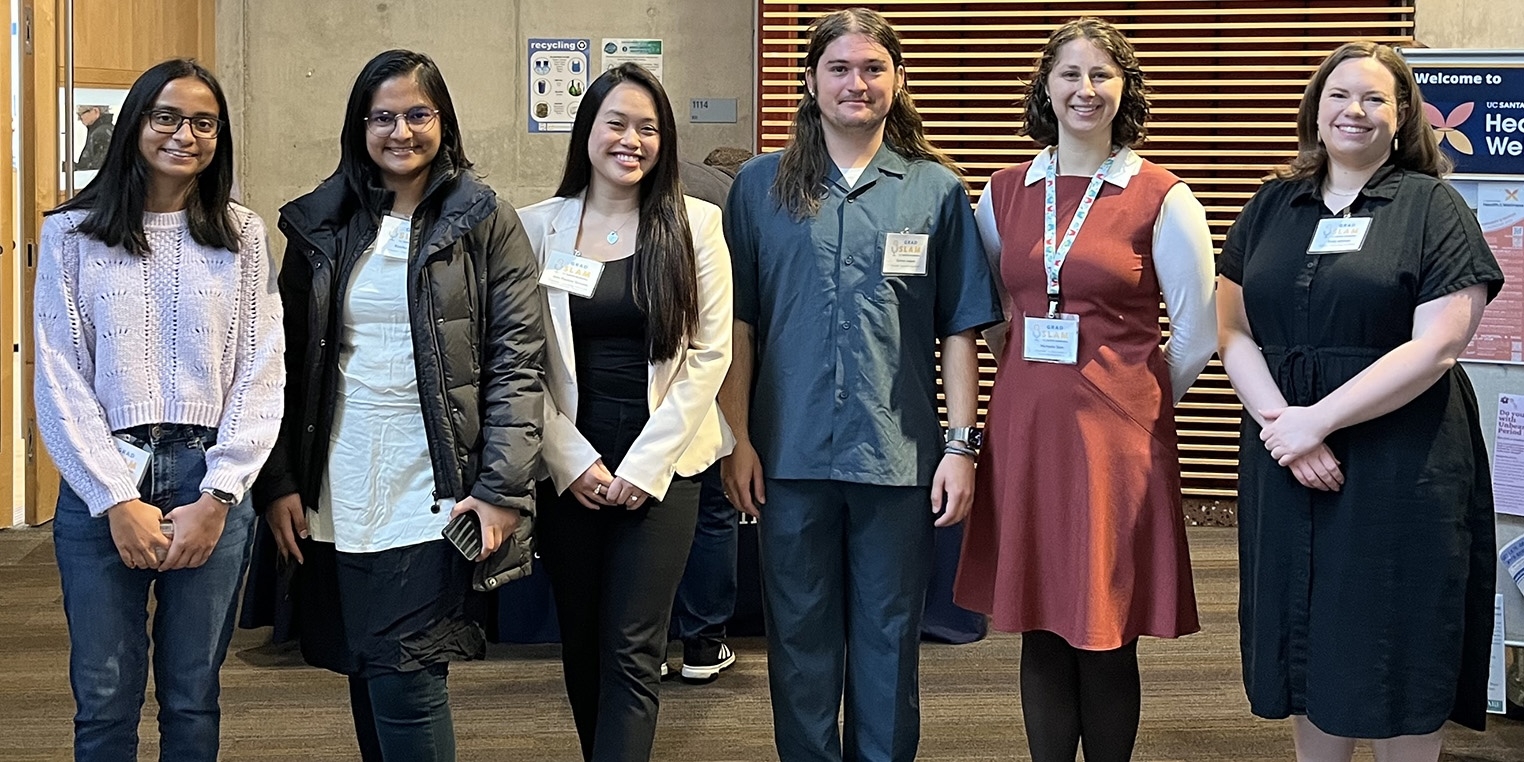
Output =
[
  {"x1": 364, "y1": 108, "x2": 440, "y2": 136},
  {"x1": 146, "y1": 109, "x2": 222, "y2": 139}
]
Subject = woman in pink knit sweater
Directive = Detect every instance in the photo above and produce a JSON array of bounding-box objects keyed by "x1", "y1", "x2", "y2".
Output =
[{"x1": 34, "y1": 58, "x2": 284, "y2": 762}]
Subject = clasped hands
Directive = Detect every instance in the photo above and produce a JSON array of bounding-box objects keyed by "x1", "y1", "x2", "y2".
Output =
[
  {"x1": 1258, "y1": 405, "x2": 1344, "y2": 492},
  {"x1": 570, "y1": 459, "x2": 650, "y2": 510}
]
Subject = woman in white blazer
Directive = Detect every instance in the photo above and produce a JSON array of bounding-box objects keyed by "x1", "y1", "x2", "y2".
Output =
[{"x1": 516, "y1": 63, "x2": 733, "y2": 762}]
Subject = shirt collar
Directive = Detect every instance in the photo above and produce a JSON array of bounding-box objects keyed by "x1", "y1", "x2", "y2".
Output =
[
  {"x1": 1291, "y1": 162, "x2": 1405, "y2": 204},
  {"x1": 1023, "y1": 145, "x2": 1143, "y2": 188},
  {"x1": 828, "y1": 141, "x2": 911, "y2": 189}
]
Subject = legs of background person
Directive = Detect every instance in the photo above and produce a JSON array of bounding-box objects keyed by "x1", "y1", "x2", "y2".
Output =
[
  {"x1": 758, "y1": 478, "x2": 848, "y2": 762},
  {"x1": 1019, "y1": 631, "x2": 1141, "y2": 762},
  {"x1": 587, "y1": 479, "x2": 700, "y2": 761},
  {"x1": 672, "y1": 465, "x2": 739, "y2": 679},
  {"x1": 839, "y1": 483, "x2": 934, "y2": 762},
  {"x1": 347, "y1": 665, "x2": 455, "y2": 762}
]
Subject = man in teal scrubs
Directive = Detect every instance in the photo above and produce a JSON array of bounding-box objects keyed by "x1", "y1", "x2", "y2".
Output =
[{"x1": 718, "y1": 9, "x2": 1000, "y2": 761}]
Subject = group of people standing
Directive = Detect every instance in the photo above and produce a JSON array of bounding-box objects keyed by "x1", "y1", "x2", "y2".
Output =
[{"x1": 33, "y1": 6, "x2": 1499, "y2": 762}]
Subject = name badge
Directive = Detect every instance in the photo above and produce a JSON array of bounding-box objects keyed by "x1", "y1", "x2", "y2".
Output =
[
  {"x1": 882, "y1": 232, "x2": 930, "y2": 276},
  {"x1": 538, "y1": 251, "x2": 605, "y2": 298},
  {"x1": 1022, "y1": 313, "x2": 1080, "y2": 365},
  {"x1": 1308, "y1": 217, "x2": 1371, "y2": 254},
  {"x1": 114, "y1": 436, "x2": 152, "y2": 489}
]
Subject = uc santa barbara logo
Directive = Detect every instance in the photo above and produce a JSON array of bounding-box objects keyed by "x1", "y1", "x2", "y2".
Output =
[{"x1": 1423, "y1": 102, "x2": 1474, "y2": 154}]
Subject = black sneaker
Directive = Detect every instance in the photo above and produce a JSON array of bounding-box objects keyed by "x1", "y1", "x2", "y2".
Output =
[{"x1": 680, "y1": 641, "x2": 736, "y2": 683}]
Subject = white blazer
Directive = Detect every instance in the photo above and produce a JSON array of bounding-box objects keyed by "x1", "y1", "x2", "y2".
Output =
[{"x1": 517, "y1": 193, "x2": 734, "y2": 500}]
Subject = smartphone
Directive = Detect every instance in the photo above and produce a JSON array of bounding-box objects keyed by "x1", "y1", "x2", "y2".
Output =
[{"x1": 441, "y1": 510, "x2": 483, "y2": 560}]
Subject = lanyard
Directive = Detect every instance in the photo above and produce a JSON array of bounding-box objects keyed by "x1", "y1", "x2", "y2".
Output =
[{"x1": 1043, "y1": 149, "x2": 1117, "y2": 317}]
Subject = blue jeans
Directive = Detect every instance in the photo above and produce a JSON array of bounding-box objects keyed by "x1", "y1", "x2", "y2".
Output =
[
  {"x1": 671, "y1": 464, "x2": 738, "y2": 646},
  {"x1": 53, "y1": 424, "x2": 256, "y2": 762}
]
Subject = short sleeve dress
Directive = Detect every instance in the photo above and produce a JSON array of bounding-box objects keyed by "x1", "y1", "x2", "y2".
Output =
[
  {"x1": 954, "y1": 154, "x2": 1201, "y2": 650},
  {"x1": 1218, "y1": 164, "x2": 1503, "y2": 738}
]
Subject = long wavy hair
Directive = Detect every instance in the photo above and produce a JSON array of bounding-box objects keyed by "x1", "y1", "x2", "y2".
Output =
[
  {"x1": 556, "y1": 63, "x2": 698, "y2": 364},
  {"x1": 1278, "y1": 41, "x2": 1451, "y2": 181},
  {"x1": 337, "y1": 50, "x2": 473, "y2": 199},
  {"x1": 49, "y1": 58, "x2": 238, "y2": 255},
  {"x1": 1022, "y1": 17, "x2": 1150, "y2": 149},
  {"x1": 772, "y1": 8, "x2": 958, "y2": 219}
]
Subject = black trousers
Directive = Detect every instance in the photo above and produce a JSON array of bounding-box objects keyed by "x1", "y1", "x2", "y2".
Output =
[{"x1": 538, "y1": 395, "x2": 701, "y2": 762}]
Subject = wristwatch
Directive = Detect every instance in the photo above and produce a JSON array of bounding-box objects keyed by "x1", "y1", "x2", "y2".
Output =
[
  {"x1": 944, "y1": 426, "x2": 983, "y2": 451},
  {"x1": 201, "y1": 488, "x2": 237, "y2": 507}
]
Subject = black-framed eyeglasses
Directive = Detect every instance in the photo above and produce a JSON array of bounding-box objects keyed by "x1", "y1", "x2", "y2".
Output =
[
  {"x1": 364, "y1": 108, "x2": 440, "y2": 136},
  {"x1": 146, "y1": 109, "x2": 222, "y2": 139}
]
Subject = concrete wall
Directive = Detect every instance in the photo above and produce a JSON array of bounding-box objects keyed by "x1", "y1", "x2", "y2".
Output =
[
  {"x1": 1414, "y1": 0, "x2": 1524, "y2": 50},
  {"x1": 216, "y1": 0, "x2": 755, "y2": 229},
  {"x1": 1414, "y1": 0, "x2": 1524, "y2": 644}
]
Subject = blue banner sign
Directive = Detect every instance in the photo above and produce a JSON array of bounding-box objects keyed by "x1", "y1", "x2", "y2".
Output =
[{"x1": 1411, "y1": 65, "x2": 1524, "y2": 176}]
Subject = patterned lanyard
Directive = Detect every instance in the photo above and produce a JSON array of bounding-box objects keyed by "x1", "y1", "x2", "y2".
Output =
[{"x1": 1043, "y1": 149, "x2": 1118, "y2": 317}]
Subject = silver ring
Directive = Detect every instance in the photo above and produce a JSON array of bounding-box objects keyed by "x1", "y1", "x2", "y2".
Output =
[
  {"x1": 628, "y1": 495, "x2": 639, "y2": 504},
  {"x1": 594, "y1": 484, "x2": 604, "y2": 496}
]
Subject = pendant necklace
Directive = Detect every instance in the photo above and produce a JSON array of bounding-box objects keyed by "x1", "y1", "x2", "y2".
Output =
[{"x1": 605, "y1": 212, "x2": 637, "y2": 245}]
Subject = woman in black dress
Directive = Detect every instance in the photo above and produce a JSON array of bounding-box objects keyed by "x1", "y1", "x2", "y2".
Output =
[{"x1": 1217, "y1": 41, "x2": 1501, "y2": 760}]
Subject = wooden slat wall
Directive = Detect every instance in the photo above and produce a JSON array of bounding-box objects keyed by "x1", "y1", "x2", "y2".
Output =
[{"x1": 757, "y1": 1, "x2": 1415, "y2": 498}]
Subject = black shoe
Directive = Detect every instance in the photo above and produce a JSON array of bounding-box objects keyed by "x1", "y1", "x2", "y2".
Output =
[{"x1": 680, "y1": 641, "x2": 736, "y2": 683}]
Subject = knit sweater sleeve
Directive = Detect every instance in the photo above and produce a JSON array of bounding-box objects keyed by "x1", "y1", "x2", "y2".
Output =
[
  {"x1": 32, "y1": 215, "x2": 143, "y2": 515},
  {"x1": 200, "y1": 207, "x2": 286, "y2": 502}
]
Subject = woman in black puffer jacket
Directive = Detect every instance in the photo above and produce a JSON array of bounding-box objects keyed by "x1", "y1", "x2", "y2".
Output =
[{"x1": 252, "y1": 49, "x2": 545, "y2": 761}]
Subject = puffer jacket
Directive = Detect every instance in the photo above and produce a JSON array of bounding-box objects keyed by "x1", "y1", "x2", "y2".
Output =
[{"x1": 253, "y1": 161, "x2": 546, "y2": 590}]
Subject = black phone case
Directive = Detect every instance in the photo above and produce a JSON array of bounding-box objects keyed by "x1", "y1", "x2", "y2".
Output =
[{"x1": 441, "y1": 510, "x2": 483, "y2": 560}]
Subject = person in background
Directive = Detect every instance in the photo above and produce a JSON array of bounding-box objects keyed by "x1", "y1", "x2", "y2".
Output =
[
  {"x1": 953, "y1": 18, "x2": 1216, "y2": 762},
  {"x1": 36, "y1": 58, "x2": 284, "y2": 761},
  {"x1": 75, "y1": 104, "x2": 115, "y2": 171},
  {"x1": 255, "y1": 49, "x2": 544, "y2": 762},
  {"x1": 667, "y1": 148, "x2": 751, "y2": 684},
  {"x1": 1217, "y1": 41, "x2": 1500, "y2": 762},
  {"x1": 720, "y1": 9, "x2": 1001, "y2": 760},
  {"x1": 518, "y1": 62, "x2": 733, "y2": 761}
]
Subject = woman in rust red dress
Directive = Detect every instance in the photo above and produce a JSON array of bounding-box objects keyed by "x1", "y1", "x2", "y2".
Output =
[{"x1": 953, "y1": 18, "x2": 1216, "y2": 762}]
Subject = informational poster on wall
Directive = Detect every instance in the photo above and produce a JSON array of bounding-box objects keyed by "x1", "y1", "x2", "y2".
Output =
[
  {"x1": 527, "y1": 38, "x2": 591, "y2": 133},
  {"x1": 602, "y1": 39, "x2": 663, "y2": 81},
  {"x1": 1406, "y1": 59, "x2": 1524, "y2": 177},
  {"x1": 1492, "y1": 394, "x2": 1524, "y2": 517},
  {"x1": 1406, "y1": 50, "x2": 1524, "y2": 365},
  {"x1": 1465, "y1": 182, "x2": 1524, "y2": 362}
]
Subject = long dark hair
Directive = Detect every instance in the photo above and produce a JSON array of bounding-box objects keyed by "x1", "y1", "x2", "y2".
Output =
[
  {"x1": 1022, "y1": 17, "x2": 1150, "y2": 149},
  {"x1": 773, "y1": 8, "x2": 959, "y2": 219},
  {"x1": 49, "y1": 58, "x2": 237, "y2": 255},
  {"x1": 1278, "y1": 41, "x2": 1451, "y2": 181},
  {"x1": 556, "y1": 63, "x2": 698, "y2": 364},
  {"x1": 337, "y1": 50, "x2": 473, "y2": 199}
]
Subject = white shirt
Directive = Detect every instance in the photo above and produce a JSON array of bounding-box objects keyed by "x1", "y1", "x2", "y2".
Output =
[
  {"x1": 312, "y1": 215, "x2": 454, "y2": 551},
  {"x1": 974, "y1": 146, "x2": 1217, "y2": 403}
]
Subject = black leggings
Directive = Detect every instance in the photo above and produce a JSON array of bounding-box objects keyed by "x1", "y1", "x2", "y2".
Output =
[{"x1": 1019, "y1": 630, "x2": 1141, "y2": 762}]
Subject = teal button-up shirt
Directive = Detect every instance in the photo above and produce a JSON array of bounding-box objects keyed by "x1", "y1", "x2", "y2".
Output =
[{"x1": 724, "y1": 145, "x2": 1001, "y2": 487}]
